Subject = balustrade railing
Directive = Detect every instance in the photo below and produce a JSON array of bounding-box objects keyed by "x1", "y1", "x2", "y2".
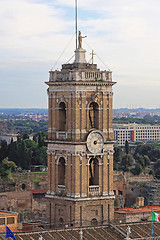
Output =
[
  {"x1": 89, "y1": 185, "x2": 99, "y2": 196},
  {"x1": 58, "y1": 185, "x2": 66, "y2": 194},
  {"x1": 56, "y1": 132, "x2": 67, "y2": 140}
]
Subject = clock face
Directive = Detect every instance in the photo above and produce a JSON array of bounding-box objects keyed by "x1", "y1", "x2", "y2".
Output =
[{"x1": 87, "y1": 131, "x2": 104, "y2": 154}]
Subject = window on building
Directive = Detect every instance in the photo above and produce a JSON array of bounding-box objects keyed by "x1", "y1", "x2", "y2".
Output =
[
  {"x1": 22, "y1": 183, "x2": 26, "y2": 190},
  {"x1": 89, "y1": 158, "x2": 99, "y2": 186},
  {"x1": 91, "y1": 218, "x2": 98, "y2": 226},
  {"x1": 118, "y1": 190, "x2": 123, "y2": 195},
  {"x1": 0, "y1": 218, "x2": 5, "y2": 225},
  {"x1": 113, "y1": 190, "x2": 116, "y2": 195},
  {"x1": 89, "y1": 102, "x2": 99, "y2": 129},
  {"x1": 7, "y1": 217, "x2": 15, "y2": 225},
  {"x1": 58, "y1": 157, "x2": 65, "y2": 186},
  {"x1": 59, "y1": 102, "x2": 66, "y2": 131},
  {"x1": 58, "y1": 218, "x2": 64, "y2": 227}
]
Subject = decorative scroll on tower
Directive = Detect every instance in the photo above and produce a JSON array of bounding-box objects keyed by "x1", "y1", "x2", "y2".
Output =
[{"x1": 45, "y1": 32, "x2": 116, "y2": 227}]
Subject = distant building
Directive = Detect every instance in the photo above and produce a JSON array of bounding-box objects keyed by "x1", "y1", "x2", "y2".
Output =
[
  {"x1": 0, "y1": 211, "x2": 18, "y2": 233},
  {"x1": 0, "y1": 134, "x2": 18, "y2": 144},
  {"x1": 114, "y1": 205, "x2": 160, "y2": 223},
  {"x1": 113, "y1": 123, "x2": 160, "y2": 145}
]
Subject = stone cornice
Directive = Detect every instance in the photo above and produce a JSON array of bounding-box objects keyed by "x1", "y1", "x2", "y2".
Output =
[
  {"x1": 47, "y1": 140, "x2": 114, "y2": 145},
  {"x1": 45, "y1": 81, "x2": 116, "y2": 87},
  {"x1": 45, "y1": 194, "x2": 115, "y2": 201}
]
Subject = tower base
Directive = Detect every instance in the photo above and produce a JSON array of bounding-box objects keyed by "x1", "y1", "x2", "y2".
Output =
[{"x1": 46, "y1": 196, "x2": 114, "y2": 228}]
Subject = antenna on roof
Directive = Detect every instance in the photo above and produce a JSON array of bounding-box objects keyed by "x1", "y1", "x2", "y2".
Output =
[{"x1": 75, "y1": 0, "x2": 78, "y2": 49}]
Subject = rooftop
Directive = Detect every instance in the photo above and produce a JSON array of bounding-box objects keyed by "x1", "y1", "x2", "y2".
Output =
[
  {"x1": 115, "y1": 205, "x2": 160, "y2": 214},
  {"x1": 1, "y1": 222, "x2": 160, "y2": 239},
  {"x1": 31, "y1": 189, "x2": 47, "y2": 194},
  {"x1": 0, "y1": 211, "x2": 18, "y2": 217}
]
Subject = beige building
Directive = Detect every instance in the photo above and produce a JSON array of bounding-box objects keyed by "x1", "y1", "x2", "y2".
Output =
[
  {"x1": 113, "y1": 123, "x2": 160, "y2": 145},
  {"x1": 45, "y1": 33, "x2": 116, "y2": 227}
]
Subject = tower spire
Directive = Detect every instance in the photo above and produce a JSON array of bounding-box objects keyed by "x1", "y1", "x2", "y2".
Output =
[{"x1": 75, "y1": 0, "x2": 78, "y2": 49}]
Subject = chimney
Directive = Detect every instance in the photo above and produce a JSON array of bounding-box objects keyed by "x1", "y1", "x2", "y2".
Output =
[{"x1": 136, "y1": 197, "x2": 144, "y2": 207}]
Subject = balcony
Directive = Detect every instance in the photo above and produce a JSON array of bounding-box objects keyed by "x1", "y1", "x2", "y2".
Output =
[
  {"x1": 89, "y1": 185, "x2": 99, "y2": 196},
  {"x1": 58, "y1": 185, "x2": 66, "y2": 195},
  {"x1": 56, "y1": 132, "x2": 67, "y2": 140}
]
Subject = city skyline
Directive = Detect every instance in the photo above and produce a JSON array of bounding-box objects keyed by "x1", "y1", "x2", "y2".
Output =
[{"x1": 0, "y1": 0, "x2": 160, "y2": 109}]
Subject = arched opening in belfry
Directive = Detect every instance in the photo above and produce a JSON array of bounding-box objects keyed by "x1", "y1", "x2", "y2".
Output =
[
  {"x1": 59, "y1": 102, "x2": 66, "y2": 131},
  {"x1": 89, "y1": 158, "x2": 99, "y2": 186},
  {"x1": 89, "y1": 102, "x2": 99, "y2": 129},
  {"x1": 58, "y1": 157, "x2": 65, "y2": 186}
]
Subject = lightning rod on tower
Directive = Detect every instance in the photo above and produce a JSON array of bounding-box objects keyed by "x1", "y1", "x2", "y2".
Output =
[{"x1": 75, "y1": 0, "x2": 78, "y2": 49}]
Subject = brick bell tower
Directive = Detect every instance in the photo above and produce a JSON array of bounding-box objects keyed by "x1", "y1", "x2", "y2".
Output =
[{"x1": 46, "y1": 31, "x2": 116, "y2": 227}]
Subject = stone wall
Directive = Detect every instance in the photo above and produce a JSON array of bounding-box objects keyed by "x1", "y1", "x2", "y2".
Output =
[
  {"x1": 0, "y1": 173, "x2": 47, "y2": 222},
  {"x1": 113, "y1": 171, "x2": 153, "y2": 208}
]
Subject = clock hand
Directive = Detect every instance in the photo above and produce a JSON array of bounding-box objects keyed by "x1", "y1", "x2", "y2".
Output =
[{"x1": 93, "y1": 140, "x2": 102, "y2": 145}]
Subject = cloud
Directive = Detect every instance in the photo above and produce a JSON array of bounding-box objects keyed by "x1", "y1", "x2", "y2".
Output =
[
  {"x1": 0, "y1": 0, "x2": 73, "y2": 55},
  {"x1": 0, "y1": 0, "x2": 160, "y2": 108}
]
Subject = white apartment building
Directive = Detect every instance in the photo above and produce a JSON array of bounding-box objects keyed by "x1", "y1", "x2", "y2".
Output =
[{"x1": 113, "y1": 123, "x2": 160, "y2": 146}]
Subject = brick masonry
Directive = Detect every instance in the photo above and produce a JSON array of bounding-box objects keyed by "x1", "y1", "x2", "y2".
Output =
[{"x1": 46, "y1": 51, "x2": 116, "y2": 227}]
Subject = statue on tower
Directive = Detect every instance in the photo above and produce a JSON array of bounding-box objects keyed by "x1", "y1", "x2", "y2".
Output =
[{"x1": 78, "y1": 31, "x2": 87, "y2": 49}]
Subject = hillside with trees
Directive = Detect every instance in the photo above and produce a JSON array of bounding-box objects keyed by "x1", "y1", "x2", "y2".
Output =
[
  {"x1": 0, "y1": 132, "x2": 47, "y2": 179},
  {"x1": 114, "y1": 141, "x2": 160, "y2": 178},
  {"x1": 1, "y1": 120, "x2": 48, "y2": 134}
]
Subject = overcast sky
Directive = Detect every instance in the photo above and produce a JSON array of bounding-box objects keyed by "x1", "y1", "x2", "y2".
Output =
[{"x1": 0, "y1": 0, "x2": 160, "y2": 109}]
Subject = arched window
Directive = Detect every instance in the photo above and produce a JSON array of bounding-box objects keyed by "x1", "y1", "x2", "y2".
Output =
[
  {"x1": 91, "y1": 218, "x2": 98, "y2": 226},
  {"x1": 58, "y1": 157, "x2": 65, "y2": 186},
  {"x1": 59, "y1": 102, "x2": 66, "y2": 131},
  {"x1": 59, "y1": 218, "x2": 64, "y2": 227},
  {"x1": 89, "y1": 158, "x2": 99, "y2": 186},
  {"x1": 89, "y1": 102, "x2": 99, "y2": 129}
]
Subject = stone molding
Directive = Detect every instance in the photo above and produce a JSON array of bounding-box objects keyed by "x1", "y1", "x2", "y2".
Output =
[
  {"x1": 45, "y1": 194, "x2": 115, "y2": 202},
  {"x1": 55, "y1": 155, "x2": 68, "y2": 165}
]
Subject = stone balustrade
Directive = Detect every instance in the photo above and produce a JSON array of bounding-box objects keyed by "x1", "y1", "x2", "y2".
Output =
[{"x1": 89, "y1": 185, "x2": 100, "y2": 196}]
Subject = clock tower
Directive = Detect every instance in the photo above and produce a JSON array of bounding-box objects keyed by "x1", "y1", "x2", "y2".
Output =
[{"x1": 46, "y1": 32, "x2": 116, "y2": 227}]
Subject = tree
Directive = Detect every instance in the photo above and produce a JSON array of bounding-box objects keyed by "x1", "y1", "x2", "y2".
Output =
[
  {"x1": 125, "y1": 140, "x2": 129, "y2": 154},
  {"x1": 149, "y1": 169, "x2": 155, "y2": 178},
  {"x1": 113, "y1": 146, "x2": 122, "y2": 170},
  {"x1": 32, "y1": 146, "x2": 47, "y2": 165},
  {"x1": 134, "y1": 144, "x2": 160, "y2": 162},
  {"x1": 8, "y1": 141, "x2": 19, "y2": 166},
  {"x1": 154, "y1": 159, "x2": 160, "y2": 179},
  {"x1": 131, "y1": 163, "x2": 143, "y2": 175},
  {"x1": 0, "y1": 157, "x2": 17, "y2": 179},
  {"x1": 23, "y1": 133, "x2": 29, "y2": 140},
  {"x1": 2, "y1": 132, "x2": 47, "y2": 170},
  {"x1": 143, "y1": 155, "x2": 151, "y2": 167},
  {"x1": 33, "y1": 135, "x2": 37, "y2": 142},
  {"x1": 0, "y1": 140, "x2": 8, "y2": 162},
  {"x1": 121, "y1": 154, "x2": 133, "y2": 171}
]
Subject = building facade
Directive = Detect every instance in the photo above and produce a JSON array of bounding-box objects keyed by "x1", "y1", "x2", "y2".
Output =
[
  {"x1": 0, "y1": 211, "x2": 18, "y2": 233},
  {"x1": 113, "y1": 123, "x2": 160, "y2": 146},
  {"x1": 45, "y1": 33, "x2": 116, "y2": 227}
]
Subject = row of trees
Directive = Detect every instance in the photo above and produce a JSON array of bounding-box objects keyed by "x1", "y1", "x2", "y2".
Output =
[
  {"x1": 7, "y1": 120, "x2": 48, "y2": 134},
  {"x1": 114, "y1": 141, "x2": 160, "y2": 177},
  {"x1": 113, "y1": 115, "x2": 160, "y2": 125},
  {"x1": 0, "y1": 132, "x2": 47, "y2": 178}
]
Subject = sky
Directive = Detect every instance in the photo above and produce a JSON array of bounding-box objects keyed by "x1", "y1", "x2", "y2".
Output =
[{"x1": 0, "y1": 0, "x2": 160, "y2": 109}]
